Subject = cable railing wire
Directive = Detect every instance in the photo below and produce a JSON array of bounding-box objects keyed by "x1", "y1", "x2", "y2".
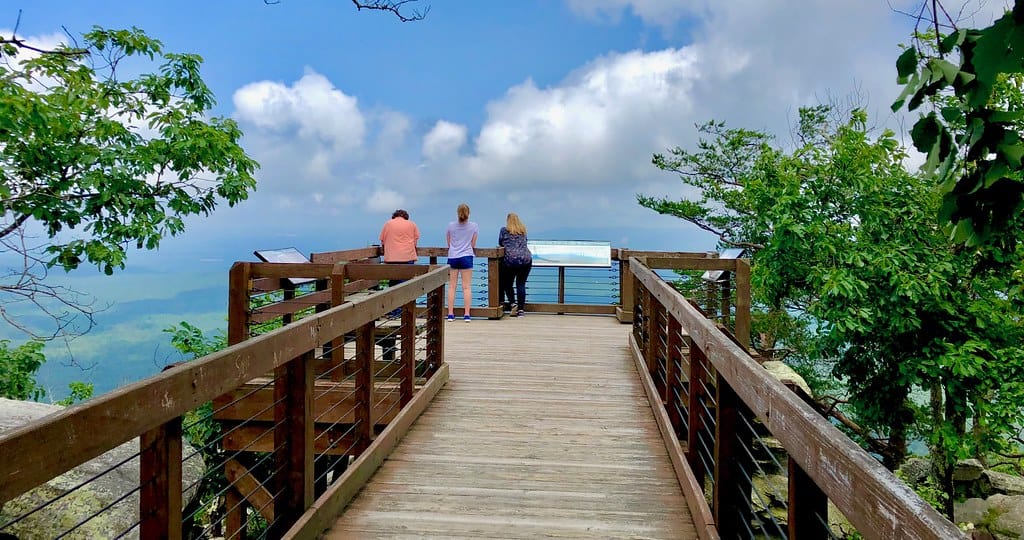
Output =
[
  {"x1": 112, "y1": 520, "x2": 140, "y2": 540},
  {"x1": 194, "y1": 422, "x2": 286, "y2": 540},
  {"x1": 0, "y1": 446, "x2": 144, "y2": 532},
  {"x1": 735, "y1": 459, "x2": 786, "y2": 539},
  {"x1": 53, "y1": 481, "x2": 143, "y2": 539},
  {"x1": 736, "y1": 446, "x2": 787, "y2": 538}
]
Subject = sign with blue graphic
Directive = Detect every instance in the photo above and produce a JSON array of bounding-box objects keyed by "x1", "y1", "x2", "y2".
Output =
[{"x1": 527, "y1": 240, "x2": 612, "y2": 267}]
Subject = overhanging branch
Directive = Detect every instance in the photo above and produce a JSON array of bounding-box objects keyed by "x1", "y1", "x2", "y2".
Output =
[{"x1": 350, "y1": 0, "x2": 429, "y2": 21}]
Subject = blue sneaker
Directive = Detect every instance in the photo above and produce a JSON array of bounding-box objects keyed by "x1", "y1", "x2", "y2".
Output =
[
  {"x1": 447, "y1": 314, "x2": 455, "y2": 322},
  {"x1": 463, "y1": 315, "x2": 472, "y2": 322}
]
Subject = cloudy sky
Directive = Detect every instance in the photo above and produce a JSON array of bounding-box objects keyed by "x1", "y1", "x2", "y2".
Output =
[
  {"x1": 8, "y1": 0, "x2": 1010, "y2": 261},
  {"x1": 3, "y1": 0, "x2": 1011, "y2": 395}
]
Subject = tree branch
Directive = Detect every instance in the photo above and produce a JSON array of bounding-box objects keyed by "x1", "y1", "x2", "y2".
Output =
[
  {"x1": 0, "y1": 212, "x2": 31, "y2": 241},
  {"x1": 350, "y1": 0, "x2": 429, "y2": 22},
  {"x1": 0, "y1": 226, "x2": 102, "y2": 340},
  {"x1": 1, "y1": 11, "x2": 87, "y2": 57}
]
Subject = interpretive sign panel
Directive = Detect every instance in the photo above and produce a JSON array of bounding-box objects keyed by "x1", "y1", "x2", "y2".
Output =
[
  {"x1": 254, "y1": 247, "x2": 309, "y2": 264},
  {"x1": 253, "y1": 247, "x2": 315, "y2": 285},
  {"x1": 527, "y1": 240, "x2": 612, "y2": 267}
]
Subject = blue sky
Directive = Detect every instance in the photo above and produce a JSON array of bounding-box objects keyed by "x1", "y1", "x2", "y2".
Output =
[
  {"x1": 2, "y1": 0, "x2": 1010, "y2": 396},
  {"x1": 6, "y1": 0, "x2": 1009, "y2": 258}
]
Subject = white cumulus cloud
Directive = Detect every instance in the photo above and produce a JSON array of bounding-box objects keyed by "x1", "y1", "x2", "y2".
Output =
[
  {"x1": 422, "y1": 120, "x2": 468, "y2": 160},
  {"x1": 450, "y1": 47, "x2": 700, "y2": 188},
  {"x1": 234, "y1": 69, "x2": 365, "y2": 157}
]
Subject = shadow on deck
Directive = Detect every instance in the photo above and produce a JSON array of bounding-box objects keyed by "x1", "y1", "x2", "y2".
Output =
[{"x1": 324, "y1": 315, "x2": 696, "y2": 539}]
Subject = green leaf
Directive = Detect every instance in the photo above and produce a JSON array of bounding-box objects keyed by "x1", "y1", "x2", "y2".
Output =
[
  {"x1": 896, "y1": 47, "x2": 918, "y2": 82},
  {"x1": 910, "y1": 113, "x2": 941, "y2": 154},
  {"x1": 931, "y1": 58, "x2": 960, "y2": 84},
  {"x1": 940, "y1": 106, "x2": 962, "y2": 123},
  {"x1": 997, "y1": 141, "x2": 1024, "y2": 168},
  {"x1": 939, "y1": 29, "x2": 967, "y2": 54}
]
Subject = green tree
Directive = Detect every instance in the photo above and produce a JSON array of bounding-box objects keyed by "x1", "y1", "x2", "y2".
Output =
[
  {"x1": 0, "y1": 26, "x2": 258, "y2": 340},
  {"x1": 641, "y1": 108, "x2": 1024, "y2": 517},
  {"x1": 0, "y1": 339, "x2": 45, "y2": 400},
  {"x1": 0, "y1": 338, "x2": 92, "y2": 404},
  {"x1": 893, "y1": 1, "x2": 1024, "y2": 249}
]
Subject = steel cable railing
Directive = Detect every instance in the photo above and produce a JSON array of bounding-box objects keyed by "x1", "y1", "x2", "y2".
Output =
[
  {"x1": 0, "y1": 261, "x2": 448, "y2": 540},
  {"x1": 735, "y1": 414, "x2": 787, "y2": 539},
  {"x1": 627, "y1": 256, "x2": 962, "y2": 539}
]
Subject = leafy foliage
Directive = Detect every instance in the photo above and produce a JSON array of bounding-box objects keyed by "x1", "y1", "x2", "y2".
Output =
[
  {"x1": 640, "y1": 121, "x2": 777, "y2": 251},
  {"x1": 893, "y1": 3, "x2": 1024, "y2": 247},
  {"x1": 0, "y1": 339, "x2": 45, "y2": 400},
  {"x1": 0, "y1": 339, "x2": 92, "y2": 404},
  {"x1": 0, "y1": 26, "x2": 258, "y2": 340},
  {"x1": 55, "y1": 381, "x2": 94, "y2": 406},
  {"x1": 642, "y1": 106, "x2": 1024, "y2": 515}
]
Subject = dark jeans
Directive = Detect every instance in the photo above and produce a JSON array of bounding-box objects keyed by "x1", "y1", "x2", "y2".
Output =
[{"x1": 500, "y1": 261, "x2": 532, "y2": 310}]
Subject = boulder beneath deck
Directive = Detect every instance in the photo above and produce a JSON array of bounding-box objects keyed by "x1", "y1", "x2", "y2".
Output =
[
  {"x1": 762, "y1": 361, "x2": 813, "y2": 397},
  {"x1": 0, "y1": 398, "x2": 204, "y2": 539},
  {"x1": 955, "y1": 495, "x2": 1024, "y2": 540}
]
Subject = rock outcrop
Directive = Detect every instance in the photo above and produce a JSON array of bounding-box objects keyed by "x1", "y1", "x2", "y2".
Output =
[
  {"x1": 956, "y1": 495, "x2": 1024, "y2": 540},
  {"x1": 0, "y1": 398, "x2": 204, "y2": 539}
]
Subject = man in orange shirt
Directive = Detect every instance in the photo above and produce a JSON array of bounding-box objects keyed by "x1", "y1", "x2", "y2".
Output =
[
  {"x1": 380, "y1": 209, "x2": 420, "y2": 265},
  {"x1": 380, "y1": 209, "x2": 420, "y2": 317}
]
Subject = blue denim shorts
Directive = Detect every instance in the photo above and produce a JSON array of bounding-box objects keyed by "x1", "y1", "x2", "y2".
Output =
[{"x1": 448, "y1": 256, "x2": 473, "y2": 270}]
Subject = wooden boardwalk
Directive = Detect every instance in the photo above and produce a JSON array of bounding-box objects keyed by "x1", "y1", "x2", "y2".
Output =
[{"x1": 324, "y1": 314, "x2": 697, "y2": 539}]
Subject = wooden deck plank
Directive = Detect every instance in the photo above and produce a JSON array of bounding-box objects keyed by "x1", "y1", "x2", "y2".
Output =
[{"x1": 323, "y1": 315, "x2": 696, "y2": 539}]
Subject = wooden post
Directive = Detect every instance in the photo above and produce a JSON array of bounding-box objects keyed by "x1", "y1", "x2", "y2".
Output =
[
  {"x1": 426, "y1": 288, "x2": 444, "y2": 378},
  {"x1": 330, "y1": 264, "x2": 348, "y2": 379},
  {"x1": 272, "y1": 353, "x2": 314, "y2": 535},
  {"x1": 557, "y1": 266, "x2": 566, "y2": 314},
  {"x1": 617, "y1": 254, "x2": 635, "y2": 323},
  {"x1": 281, "y1": 279, "x2": 296, "y2": 325},
  {"x1": 400, "y1": 300, "x2": 416, "y2": 406},
  {"x1": 719, "y1": 279, "x2": 731, "y2": 330},
  {"x1": 355, "y1": 321, "x2": 375, "y2": 455},
  {"x1": 225, "y1": 262, "x2": 251, "y2": 538},
  {"x1": 734, "y1": 259, "x2": 752, "y2": 350},
  {"x1": 225, "y1": 487, "x2": 247, "y2": 540},
  {"x1": 704, "y1": 278, "x2": 718, "y2": 322},
  {"x1": 630, "y1": 272, "x2": 643, "y2": 348},
  {"x1": 687, "y1": 342, "x2": 708, "y2": 488},
  {"x1": 140, "y1": 417, "x2": 182, "y2": 540},
  {"x1": 714, "y1": 374, "x2": 753, "y2": 538},
  {"x1": 789, "y1": 457, "x2": 829, "y2": 540},
  {"x1": 487, "y1": 256, "x2": 501, "y2": 318},
  {"x1": 643, "y1": 290, "x2": 658, "y2": 376},
  {"x1": 228, "y1": 262, "x2": 252, "y2": 346},
  {"x1": 314, "y1": 278, "x2": 329, "y2": 313},
  {"x1": 665, "y1": 316, "x2": 683, "y2": 435},
  {"x1": 649, "y1": 299, "x2": 666, "y2": 395}
]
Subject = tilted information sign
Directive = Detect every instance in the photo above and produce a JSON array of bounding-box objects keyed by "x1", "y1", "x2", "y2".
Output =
[
  {"x1": 527, "y1": 240, "x2": 612, "y2": 267},
  {"x1": 253, "y1": 247, "x2": 315, "y2": 286}
]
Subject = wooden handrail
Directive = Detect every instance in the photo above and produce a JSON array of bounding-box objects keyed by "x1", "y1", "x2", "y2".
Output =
[
  {"x1": 0, "y1": 265, "x2": 449, "y2": 505},
  {"x1": 628, "y1": 257, "x2": 963, "y2": 539}
]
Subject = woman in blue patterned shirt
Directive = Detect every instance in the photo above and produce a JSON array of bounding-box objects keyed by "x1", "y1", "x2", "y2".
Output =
[{"x1": 498, "y1": 212, "x2": 532, "y2": 317}]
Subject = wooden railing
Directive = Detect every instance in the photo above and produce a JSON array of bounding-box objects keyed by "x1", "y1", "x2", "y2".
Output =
[
  {"x1": 0, "y1": 259, "x2": 450, "y2": 539},
  {"x1": 627, "y1": 256, "x2": 963, "y2": 539},
  {"x1": 309, "y1": 246, "x2": 729, "y2": 321}
]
